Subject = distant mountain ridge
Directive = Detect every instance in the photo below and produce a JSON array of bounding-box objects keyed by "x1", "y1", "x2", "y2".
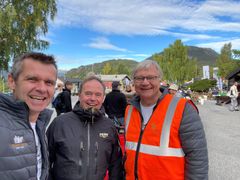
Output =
[
  {"x1": 65, "y1": 46, "x2": 219, "y2": 78},
  {"x1": 187, "y1": 46, "x2": 219, "y2": 66},
  {"x1": 66, "y1": 59, "x2": 138, "y2": 79},
  {"x1": 148, "y1": 46, "x2": 219, "y2": 66}
]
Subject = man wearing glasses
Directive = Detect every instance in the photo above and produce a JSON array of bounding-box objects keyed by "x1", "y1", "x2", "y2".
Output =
[{"x1": 124, "y1": 60, "x2": 208, "y2": 179}]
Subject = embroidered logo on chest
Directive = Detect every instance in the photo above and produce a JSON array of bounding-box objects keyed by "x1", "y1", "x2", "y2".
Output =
[
  {"x1": 11, "y1": 135, "x2": 27, "y2": 149},
  {"x1": 99, "y1": 133, "x2": 109, "y2": 138}
]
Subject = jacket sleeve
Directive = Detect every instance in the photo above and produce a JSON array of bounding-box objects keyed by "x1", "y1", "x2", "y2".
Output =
[
  {"x1": 108, "y1": 128, "x2": 124, "y2": 180},
  {"x1": 179, "y1": 103, "x2": 208, "y2": 180},
  {"x1": 46, "y1": 119, "x2": 57, "y2": 180}
]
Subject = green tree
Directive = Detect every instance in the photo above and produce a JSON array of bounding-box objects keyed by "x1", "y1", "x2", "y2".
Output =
[
  {"x1": 232, "y1": 49, "x2": 240, "y2": 59},
  {"x1": 116, "y1": 63, "x2": 130, "y2": 75},
  {"x1": 216, "y1": 43, "x2": 237, "y2": 78},
  {"x1": 0, "y1": 0, "x2": 57, "y2": 70},
  {"x1": 152, "y1": 40, "x2": 197, "y2": 85},
  {"x1": 102, "y1": 62, "x2": 112, "y2": 74},
  {"x1": 189, "y1": 79, "x2": 216, "y2": 92}
]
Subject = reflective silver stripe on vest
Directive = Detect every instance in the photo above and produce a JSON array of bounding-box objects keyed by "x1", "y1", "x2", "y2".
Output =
[
  {"x1": 125, "y1": 105, "x2": 133, "y2": 132},
  {"x1": 126, "y1": 141, "x2": 184, "y2": 157},
  {"x1": 160, "y1": 97, "x2": 181, "y2": 148},
  {"x1": 125, "y1": 97, "x2": 185, "y2": 157}
]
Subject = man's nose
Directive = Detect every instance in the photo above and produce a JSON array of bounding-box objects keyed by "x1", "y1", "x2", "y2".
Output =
[{"x1": 36, "y1": 81, "x2": 47, "y2": 91}]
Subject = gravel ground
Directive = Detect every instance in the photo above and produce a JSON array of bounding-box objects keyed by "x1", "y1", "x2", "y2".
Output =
[{"x1": 198, "y1": 100, "x2": 240, "y2": 180}]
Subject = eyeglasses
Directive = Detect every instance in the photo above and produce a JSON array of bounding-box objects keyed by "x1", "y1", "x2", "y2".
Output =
[{"x1": 134, "y1": 76, "x2": 159, "y2": 83}]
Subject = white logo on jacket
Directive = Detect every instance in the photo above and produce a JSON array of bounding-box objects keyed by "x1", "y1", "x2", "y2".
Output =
[
  {"x1": 99, "y1": 133, "x2": 108, "y2": 138},
  {"x1": 11, "y1": 135, "x2": 27, "y2": 149},
  {"x1": 14, "y1": 135, "x2": 23, "y2": 144}
]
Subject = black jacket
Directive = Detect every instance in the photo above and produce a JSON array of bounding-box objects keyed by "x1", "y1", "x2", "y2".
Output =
[
  {"x1": 47, "y1": 104, "x2": 123, "y2": 180},
  {"x1": 103, "y1": 89, "x2": 127, "y2": 119},
  {"x1": 58, "y1": 88, "x2": 72, "y2": 113},
  {"x1": 0, "y1": 93, "x2": 51, "y2": 180}
]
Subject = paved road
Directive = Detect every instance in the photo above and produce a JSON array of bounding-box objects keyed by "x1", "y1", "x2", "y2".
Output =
[{"x1": 198, "y1": 100, "x2": 240, "y2": 180}]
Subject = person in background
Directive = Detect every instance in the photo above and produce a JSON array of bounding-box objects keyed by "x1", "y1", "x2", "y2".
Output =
[
  {"x1": 229, "y1": 81, "x2": 239, "y2": 111},
  {"x1": 124, "y1": 60, "x2": 208, "y2": 179},
  {"x1": 124, "y1": 84, "x2": 136, "y2": 104},
  {"x1": 53, "y1": 83, "x2": 64, "y2": 99},
  {"x1": 103, "y1": 81, "x2": 127, "y2": 129},
  {"x1": 168, "y1": 83, "x2": 183, "y2": 97},
  {"x1": 237, "y1": 82, "x2": 240, "y2": 108},
  {"x1": 47, "y1": 75, "x2": 123, "y2": 180},
  {"x1": 0, "y1": 52, "x2": 57, "y2": 180},
  {"x1": 58, "y1": 80, "x2": 73, "y2": 115},
  {"x1": 52, "y1": 82, "x2": 64, "y2": 115}
]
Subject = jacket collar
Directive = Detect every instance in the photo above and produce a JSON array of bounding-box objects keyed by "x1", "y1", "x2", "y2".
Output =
[
  {"x1": 73, "y1": 103, "x2": 105, "y2": 125},
  {"x1": 0, "y1": 93, "x2": 52, "y2": 127}
]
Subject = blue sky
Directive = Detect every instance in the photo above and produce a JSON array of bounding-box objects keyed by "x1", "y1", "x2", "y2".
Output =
[{"x1": 43, "y1": 0, "x2": 240, "y2": 70}]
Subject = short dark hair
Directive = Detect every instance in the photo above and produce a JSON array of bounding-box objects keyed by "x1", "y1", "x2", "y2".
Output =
[
  {"x1": 11, "y1": 52, "x2": 57, "y2": 80},
  {"x1": 79, "y1": 75, "x2": 105, "y2": 94}
]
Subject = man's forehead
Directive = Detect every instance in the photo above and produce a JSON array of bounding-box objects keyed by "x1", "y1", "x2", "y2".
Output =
[
  {"x1": 136, "y1": 67, "x2": 159, "y2": 74},
  {"x1": 82, "y1": 83, "x2": 103, "y2": 92}
]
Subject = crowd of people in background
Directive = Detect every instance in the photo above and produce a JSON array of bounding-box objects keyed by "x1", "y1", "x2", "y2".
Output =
[{"x1": 2, "y1": 51, "x2": 240, "y2": 180}]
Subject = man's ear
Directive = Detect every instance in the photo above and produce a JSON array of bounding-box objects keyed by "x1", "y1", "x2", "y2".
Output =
[{"x1": 8, "y1": 74, "x2": 16, "y2": 91}]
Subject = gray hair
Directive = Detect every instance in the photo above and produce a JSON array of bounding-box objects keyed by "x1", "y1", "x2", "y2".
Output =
[
  {"x1": 79, "y1": 75, "x2": 106, "y2": 94},
  {"x1": 11, "y1": 52, "x2": 57, "y2": 80},
  {"x1": 132, "y1": 59, "x2": 163, "y2": 79}
]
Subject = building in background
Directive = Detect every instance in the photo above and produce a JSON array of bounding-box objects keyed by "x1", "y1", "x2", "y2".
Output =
[{"x1": 97, "y1": 74, "x2": 131, "y2": 92}]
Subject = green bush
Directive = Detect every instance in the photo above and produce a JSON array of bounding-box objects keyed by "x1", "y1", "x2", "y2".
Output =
[{"x1": 189, "y1": 79, "x2": 217, "y2": 92}]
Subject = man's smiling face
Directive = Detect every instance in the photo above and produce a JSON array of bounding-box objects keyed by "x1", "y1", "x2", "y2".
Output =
[{"x1": 8, "y1": 58, "x2": 57, "y2": 117}]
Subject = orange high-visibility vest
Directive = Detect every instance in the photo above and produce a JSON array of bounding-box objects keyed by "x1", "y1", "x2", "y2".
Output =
[{"x1": 124, "y1": 94, "x2": 187, "y2": 180}]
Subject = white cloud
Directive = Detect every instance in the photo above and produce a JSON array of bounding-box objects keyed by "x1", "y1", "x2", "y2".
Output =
[
  {"x1": 196, "y1": 38, "x2": 240, "y2": 53},
  {"x1": 55, "y1": 55, "x2": 83, "y2": 70},
  {"x1": 54, "y1": 0, "x2": 240, "y2": 41},
  {"x1": 86, "y1": 37, "x2": 128, "y2": 52}
]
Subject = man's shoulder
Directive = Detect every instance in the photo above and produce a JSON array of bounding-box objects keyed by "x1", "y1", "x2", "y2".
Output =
[
  {"x1": 53, "y1": 112, "x2": 76, "y2": 125},
  {"x1": 98, "y1": 116, "x2": 116, "y2": 127},
  {"x1": 0, "y1": 110, "x2": 29, "y2": 132}
]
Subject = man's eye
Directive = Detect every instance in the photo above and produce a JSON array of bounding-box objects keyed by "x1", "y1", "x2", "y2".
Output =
[
  {"x1": 135, "y1": 77, "x2": 144, "y2": 81},
  {"x1": 85, "y1": 92, "x2": 92, "y2": 96},
  {"x1": 46, "y1": 80, "x2": 55, "y2": 86},
  {"x1": 95, "y1": 93, "x2": 102, "y2": 97},
  {"x1": 27, "y1": 77, "x2": 38, "y2": 82},
  {"x1": 147, "y1": 76, "x2": 154, "y2": 80}
]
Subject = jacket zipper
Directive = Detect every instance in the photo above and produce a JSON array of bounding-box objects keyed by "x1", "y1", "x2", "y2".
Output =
[
  {"x1": 28, "y1": 122, "x2": 38, "y2": 179},
  {"x1": 87, "y1": 123, "x2": 90, "y2": 167},
  {"x1": 95, "y1": 141, "x2": 98, "y2": 174},
  {"x1": 134, "y1": 120, "x2": 144, "y2": 180},
  {"x1": 134, "y1": 112, "x2": 153, "y2": 180},
  {"x1": 79, "y1": 141, "x2": 84, "y2": 167}
]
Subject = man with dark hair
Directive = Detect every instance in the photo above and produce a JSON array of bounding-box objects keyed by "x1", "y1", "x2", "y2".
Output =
[
  {"x1": 0, "y1": 52, "x2": 57, "y2": 180},
  {"x1": 103, "y1": 81, "x2": 127, "y2": 129},
  {"x1": 47, "y1": 75, "x2": 123, "y2": 180}
]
